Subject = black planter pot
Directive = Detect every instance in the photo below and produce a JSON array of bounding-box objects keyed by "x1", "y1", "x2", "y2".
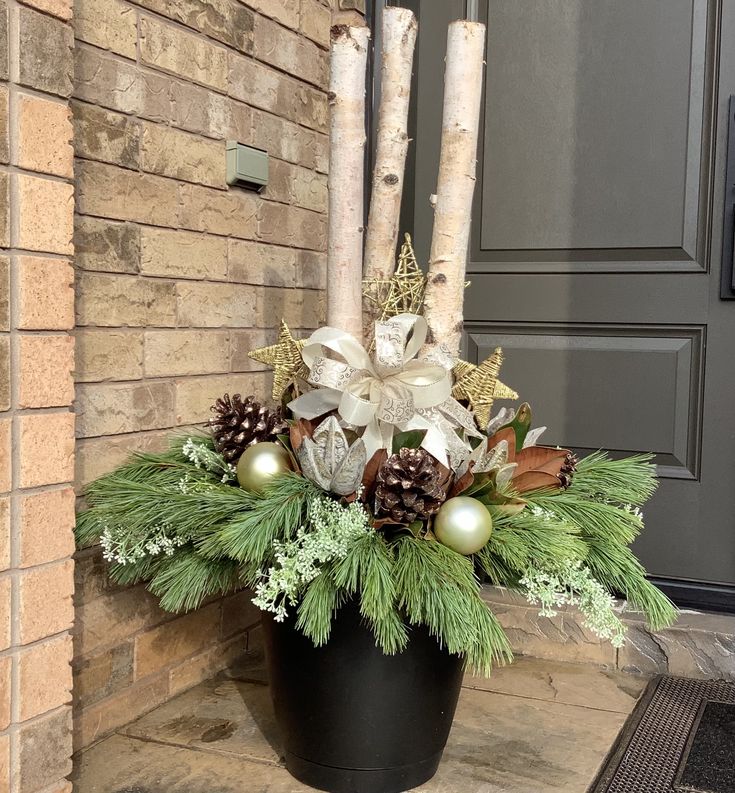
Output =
[{"x1": 262, "y1": 602, "x2": 464, "y2": 793}]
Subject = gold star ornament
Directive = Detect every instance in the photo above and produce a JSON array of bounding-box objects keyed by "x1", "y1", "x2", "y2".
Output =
[
  {"x1": 363, "y1": 233, "x2": 427, "y2": 322},
  {"x1": 248, "y1": 320, "x2": 308, "y2": 401},
  {"x1": 452, "y1": 347, "x2": 519, "y2": 428}
]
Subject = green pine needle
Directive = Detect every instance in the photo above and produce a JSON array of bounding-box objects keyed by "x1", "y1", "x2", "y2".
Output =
[{"x1": 296, "y1": 569, "x2": 346, "y2": 646}]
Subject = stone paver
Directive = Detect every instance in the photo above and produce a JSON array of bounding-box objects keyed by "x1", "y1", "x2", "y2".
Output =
[{"x1": 72, "y1": 657, "x2": 647, "y2": 793}]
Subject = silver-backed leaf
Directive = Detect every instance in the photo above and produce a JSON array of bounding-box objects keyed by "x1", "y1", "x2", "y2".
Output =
[{"x1": 331, "y1": 437, "x2": 367, "y2": 495}]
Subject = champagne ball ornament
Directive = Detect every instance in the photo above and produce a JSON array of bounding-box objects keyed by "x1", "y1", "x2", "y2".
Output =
[
  {"x1": 434, "y1": 496, "x2": 493, "y2": 555},
  {"x1": 236, "y1": 442, "x2": 293, "y2": 492}
]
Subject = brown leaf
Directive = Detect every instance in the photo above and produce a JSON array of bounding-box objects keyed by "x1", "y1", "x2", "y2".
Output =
[
  {"x1": 492, "y1": 499, "x2": 528, "y2": 516},
  {"x1": 487, "y1": 427, "x2": 517, "y2": 461},
  {"x1": 289, "y1": 418, "x2": 314, "y2": 453},
  {"x1": 512, "y1": 470, "x2": 562, "y2": 493},
  {"x1": 361, "y1": 448, "x2": 388, "y2": 498},
  {"x1": 449, "y1": 464, "x2": 476, "y2": 497},
  {"x1": 513, "y1": 445, "x2": 569, "y2": 477}
]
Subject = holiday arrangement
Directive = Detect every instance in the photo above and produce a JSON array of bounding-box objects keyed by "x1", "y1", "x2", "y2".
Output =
[{"x1": 76, "y1": 12, "x2": 676, "y2": 680}]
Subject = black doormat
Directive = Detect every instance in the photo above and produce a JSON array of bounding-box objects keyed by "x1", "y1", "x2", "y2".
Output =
[{"x1": 588, "y1": 675, "x2": 735, "y2": 793}]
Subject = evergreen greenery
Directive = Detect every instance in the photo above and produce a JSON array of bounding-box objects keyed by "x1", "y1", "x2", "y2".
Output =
[{"x1": 76, "y1": 437, "x2": 676, "y2": 676}]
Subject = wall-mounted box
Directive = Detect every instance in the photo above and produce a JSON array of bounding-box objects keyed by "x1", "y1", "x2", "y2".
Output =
[{"x1": 226, "y1": 141, "x2": 268, "y2": 190}]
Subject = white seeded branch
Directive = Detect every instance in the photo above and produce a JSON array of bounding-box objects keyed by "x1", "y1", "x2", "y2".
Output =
[
  {"x1": 327, "y1": 24, "x2": 370, "y2": 341},
  {"x1": 422, "y1": 20, "x2": 486, "y2": 359},
  {"x1": 362, "y1": 6, "x2": 418, "y2": 337}
]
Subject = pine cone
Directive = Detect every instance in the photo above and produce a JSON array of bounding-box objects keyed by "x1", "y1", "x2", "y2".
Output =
[
  {"x1": 558, "y1": 452, "x2": 578, "y2": 489},
  {"x1": 375, "y1": 448, "x2": 446, "y2": 524},
  {"x1": 209, "y1": 394, "x2": 287, "y2": 463}
]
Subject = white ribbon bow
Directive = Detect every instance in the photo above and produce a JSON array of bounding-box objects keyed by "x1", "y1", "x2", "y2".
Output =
[{"x1": 288, "y1": 314, "x2": 479, "y2": 466}]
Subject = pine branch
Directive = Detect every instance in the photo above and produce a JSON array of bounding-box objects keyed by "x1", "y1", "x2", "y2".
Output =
[
  {"x1": 296, "y1": 568, "x2": 347, "y2": 646},
  {"x1": 568, "y1": 452, "x2": 657, "y2": 506},
  {"x1": 147, "y1": 546, "x2": 241, "y2": 612}
]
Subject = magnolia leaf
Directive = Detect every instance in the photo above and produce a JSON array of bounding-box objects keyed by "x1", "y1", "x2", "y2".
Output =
[
  {"x1": 473, "y1": 439, "x2": 510, "y2": 474},
  {"x1": 498, "y1": 402, "x2": 532, "y2": 450},
  {"x1": 331, "y1": 437, "x2": 366, "y2": 496},
  {"x1": 512, "y1": 470, "x2": 561, "y2": 493},
  {"x1": 361, "y1": 448, "x2": 388, "y2": 501},
  {"x1": 487, "y1": 427, "x2": 517, "y2": 461},
  {"x1": 513, "y1": 446, "x2": 569, "y2": 477},
  {"x1": 289, "y1": 418, "x2": 314, "y2": 453},
  {"x1": 494, "y1": 462, "x2": 517, "y2": 489},
  {"x1": 449, "y1": 465, "x2": 476, "y2": 497},
  {"x1": 392, "y1": 429, "x2": 427, "y2": 454},
  {"x1": 486, "y1": 407, "x2": 516, "y2": 437},
  {"x1": 492, "y1": 499, "x2": 527, "y2": 516}
]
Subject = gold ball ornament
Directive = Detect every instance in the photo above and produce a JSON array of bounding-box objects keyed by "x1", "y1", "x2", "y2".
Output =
[
  {"x1": 236, "y1": 442, "x2": 293, "y2": 492},
  {"x1": 434, "y1": 496, "x2": 493, "y2": 555}
]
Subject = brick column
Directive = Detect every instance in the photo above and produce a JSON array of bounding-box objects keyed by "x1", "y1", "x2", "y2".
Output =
[{"x1": 0, "y1": 0, "x2": 76, "y2": 790}]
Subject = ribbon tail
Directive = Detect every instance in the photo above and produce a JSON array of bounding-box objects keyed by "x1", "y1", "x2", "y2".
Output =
[{"x1": 288, "y1": 388, "x2": 341, "y2": 420}]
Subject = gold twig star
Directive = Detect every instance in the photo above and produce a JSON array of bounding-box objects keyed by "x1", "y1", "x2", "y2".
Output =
[
  {"x1": 452, "y1": 347, "x2": 518, "y2": 428},
  {"x1": 363, "y1": 233, "x2": 427, "y2": 322},
  {"x1": 249, "y1": 320, "x2": 308, "y2": 401}
]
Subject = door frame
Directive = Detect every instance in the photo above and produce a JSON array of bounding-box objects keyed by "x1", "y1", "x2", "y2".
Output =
[{"x1": 366, "y1": 0, "x2": 735, "y2": 613}]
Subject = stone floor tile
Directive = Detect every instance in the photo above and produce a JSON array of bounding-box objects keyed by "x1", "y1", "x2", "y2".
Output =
[{"x1": 464, "y1": 656, "x2": 648, "y2": 714}]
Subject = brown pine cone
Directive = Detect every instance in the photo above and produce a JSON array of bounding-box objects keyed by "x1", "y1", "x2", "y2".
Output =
[
  {"x1": 558, "y1": 452, "x2": 579, "y2": 489},
  {"x1": 209, "y1": 394, "x2": 287, "y2": 463},
  {"x1": 375, "y1": 448, "x2": 446, "y2": 524}
]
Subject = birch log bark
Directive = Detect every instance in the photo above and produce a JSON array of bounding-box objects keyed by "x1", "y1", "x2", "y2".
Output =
[
  {"x1": 421, "y1": 20, "x2": 486, "y2": 360},
  {"x1": 327, "y1": 24, "x2": 370, "y2": 341},
  {"x1": 362, "y1": 7, "x2": 417, "y2": 339}
]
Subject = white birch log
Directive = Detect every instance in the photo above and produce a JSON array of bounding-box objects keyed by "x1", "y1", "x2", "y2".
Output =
[
  {"x1": 422, "y1": 20, "x2": 486, "y2": 360},
  {"x1": 327, "y1": 24, "x2": 370, "y2": 341},
  {"x1": 362, "y1": 7, "x2": 417, "y2": 336}
]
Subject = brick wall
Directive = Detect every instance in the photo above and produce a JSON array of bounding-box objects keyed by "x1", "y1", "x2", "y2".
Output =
[
  {"x1": 71, "y1": 0, "x2": 332, "y2": 753},
  {"x1": 0, "y1": 0, "x2": 77, "y2": 789}
]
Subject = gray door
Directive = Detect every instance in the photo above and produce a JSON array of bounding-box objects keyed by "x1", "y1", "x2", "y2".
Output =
[{"x1": 387, "y1": 0, "x2": 735, "y2": 595}]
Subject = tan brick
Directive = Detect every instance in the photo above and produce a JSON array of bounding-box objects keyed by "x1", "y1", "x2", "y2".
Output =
[
  {"x1": 175, "y1": 373, "x2": 269, "y2": 424},
  {"x1": 0, "y1": 733, "x2": 8, "y2": 793},
  {"x1": 229, "y1": 55, "x2": 327, "y2": 132},
  {"x1": 18, "y1": 335, "x2": 75, "y2": 408},
  {"x1": 72, "y1": 101, "x2": 141, "y2": 169},
  {"x1": 76, "y1": 381, "x2": 175, "y2": 438},
  {"x1": 254, "y1": 14, "x2": 328, "y2": 89},
  {"x1": 141, "y1": 123, "x2": 225, "y2": 187},
  {"x1": 169, "y1": 634, "x2": 245, "y2": 695},
  {"x1": 0, "y1": 173, "x2": 7, "y2": 248},
  {"x1": 134, "y1": 0, "x2": 254, "y2": 53},
  {"x1": 18, "y1": 412, "x2": 75, "y2": 488},
  {"x1": 75, "y1": 329, "x2": 144, "y2": 382},
  {"x1": 16, "y1": 94, "x2": 73, "y2": 177},
  {"x1": 294, "y1": 249, "x2": 326, "y2": 290},
  {"x1": 22, "y1": 0, "x2": 72, "y2": 19},
  {"x1": 18, "y1": 487, "x2": 76, "y2": 568},
  {"x1": 230, "y1": 327, "x2": 277, "y2": 372},
  {"x1": 14, "y1": 174, "x2": 74, "y2": 255},
  {"x1": 176, "y1": 281, "x2": 257, "y2": 327},
  {"x1": 300, "y1": 0, "x2": 331, "y2": 48},
  {"x1": 0, "y1": 577, "x2": 9, "y2": 651},
  {"x1": 75, "y1": 272, "x2": 176, "y2": 327},
  {"x1": 73, "y1": 547, "x2": 120, "y2": 601},
  {"x1": 0, "y1": 256, "x2": 7, "y2": 330},
  {"x1": 77, "y1": 160, "x2": 179, "y2": 228},
  {"x1": 135, "y1": 603, "x2": 220, "y2": 679},
  {"x1": 75, "y1": 430, "x2": 169, "y2": 487},
  {"x1": 170, "y1": 82, "x2": 252, "y2": 141},
  {"x1": 140, "y1": 227, "x2": 227, "y2": 280},
  {"x1": 73, "y1": 0, "x2": 137, "y2": 58},
  {"x1": 0, "y1": 337, "x2": 7, "y2": 411},
  {"x1": 177, "y1": 182, "x2": 259, "y2": 238},
  {"x1": 257, "y1": 201, "x2": 327, "y2": 251},
  {"x1": 73, "y1": 642, "x2": 133, "y2": 709},
  {"x1": 74, "y1": 45, "x2": 172, "y2": 121},
  {"x1": 258, "y1": 285, "x2": 324, "y2": 328},
  {"x1": 0, "y1": 497, "x2": 8, "y2": 571},
  {"x1": 0, "y1": 655, "x2": 9, "y2": 730},
  {"x1": 18, "y1": 559, "x2": 74, "y2": 644},
  {"x1": 292, "y1": 166, "x2": 328, "y2": 213},
  {"x1": 18, "y1": 707, "x2": 72, "y2": 793},
  {"x1": 245, "y1": 0, "x2": 298, "y2": 29},
  {"x1": 0, "y1": 419, "x2": 10, "y2": 492},
  {"x1": 74, "y1": 676, "x2": 168, "y2": 749},
  {"x1": 18, "y1": 634, "x2": 73, "y2": 721},
  {"x1": 0, "y1": 85, "x2": 8, "y2": 164},
  {"x1": 17, "y1": 256, "x2": 74, "y2": 331},
  {"x1": 250, "y1": 109, "x2": 325, "y2": 172},
  {"x1": 74, "y1": 217, "x2": 140, "y2": 274},
  {"x1": 140, "y1": 15, "x2": 228, "y2": 91},
  {"x1": 221, "y1": 591, "x2": 260, "y2": 639},
  {"x1": 73, "y1": 580, "x2": 168, "y2": 657},
  {"x1": 144, "y1": 330, "x2": 230, "y2": 376},
  {"x1": 0, "y1": 1, "x2": 6, "y2": 81},
  {"x1": 18, "y1": 6, "x2": 73, "y2": 97},
  {"x1": 228, "y1": 239, "x2": 297, "y2": 286}
]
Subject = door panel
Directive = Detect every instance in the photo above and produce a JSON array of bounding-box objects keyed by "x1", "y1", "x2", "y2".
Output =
[{"x1": 395, "y1": 0, "x2": 735, "y2": 589}]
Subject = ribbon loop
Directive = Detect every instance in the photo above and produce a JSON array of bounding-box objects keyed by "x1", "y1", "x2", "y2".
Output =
[{"x1": 289, "y1": 314, "x2": 479, "y2": 466}]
